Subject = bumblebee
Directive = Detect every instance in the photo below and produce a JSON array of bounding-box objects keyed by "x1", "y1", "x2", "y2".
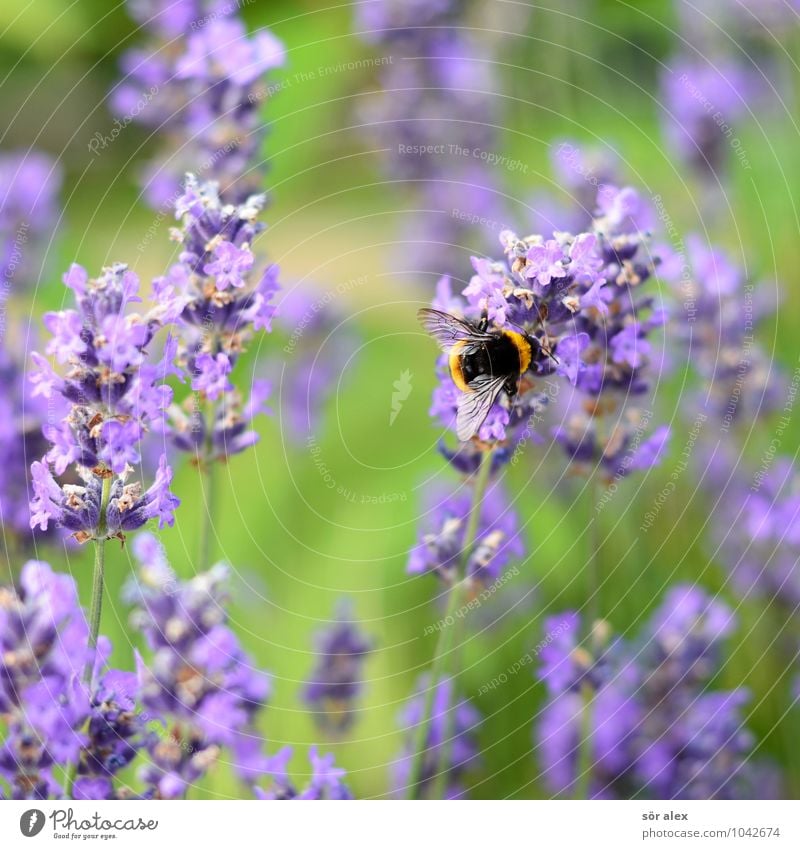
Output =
[{"x1": 418, "y1": 308, "x2": 546, "y2": 442}]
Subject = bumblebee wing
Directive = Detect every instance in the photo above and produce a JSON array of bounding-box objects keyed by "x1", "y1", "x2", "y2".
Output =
[
  {"x1": 417, "y1": 308, "x2": 492, "y2": 352},
  {"x1": 456, "y1": 374, "x2": 507, "y2": 441}
]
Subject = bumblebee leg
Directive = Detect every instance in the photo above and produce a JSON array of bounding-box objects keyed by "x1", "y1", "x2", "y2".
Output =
[
  {"x1": 477, "y1": 311, "x2": 489, "y2": 332},
  {"x1": 504, "y1": 376, "x2": 519, "y2": 397}
]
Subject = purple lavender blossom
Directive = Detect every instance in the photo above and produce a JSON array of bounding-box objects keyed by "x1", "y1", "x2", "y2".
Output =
[
  {"x1": 1, "y1": 675, "x2": 88, "y2": 800},
  {"x1": 191, "y1": 352, "x2": 233, "y2": 401},
  {"x1": 71, "y1": 669, "x2": 149, "y2": 800},
  {"x1": 272, "y1": 285, "x2": 358, "y2": 444},
  {"x1": 125, "y1": 1, "x2": 238, "y2": 38},
  {"x1": 357, "y1": 4, "x2": 497, "y2": 183},
  {"x1": 0, "y1": 152, "x2": 64, "y2": 546},
  {"x1": 0, "y1": 336, "x2": 67, "y2": 545},
  {"x1": 423, "y1": 186, "x2": 670, "y2": 470},
  {"x1": 28, "y1": 263, "x2": 180, "y2": 542},
  {"x1": 660, "y1": 57, "x2": 755, "y2": 179},
  {"x1": 176, "y1": 17, "x2": 284, "y2": 87},
  {"x1": 355, "y1": 0, "x2": 456, "y2": 38},
  {"x1": 126, "y1": 533, "x2": 271, "y2": 797},
  {"x1": 393, "y1": 675, "x2": 481, "y2": 799},
  {"x1": 676, "y1": 234, "x2": 784, "y2": 425},
  {"x1": 525, "y1": 240, "x2": 570, "y2": 287},
  {"x1": 355, "y1": 1, "x2": 506, "y2": 275},
  {"x1": 154, "y1": 176, "x2": 279, "y2": 463},
  {"x1": 0, "y1": 560, "x2": 146, "y2": 800},
  {"x1": 641, "y1": 585, "x2": 736, "y2": 692},
  {"x1": 408, "y1": 480, "x2": 524, "y2": 586},
  {"x1": 710, "y1": 458, "x2": 800, "y2": 609},
  {"x1": 0, "y1": 151, "x2": 61, "y2": 293},
  {"x1": 0, "y1": 561, "x2": 90, "y2": 713},
  {"x1": 115, "y1": 2, "x2": 285, "y2": 207},
  {"x1": 253, "y1": 746, "x2": 352, "y2": 800},
  {"x1": 304, "y1": 603, "x2": 372, "y2": 733},
  {"x1": 535, "y1": 587, "x2": 778, "y2": 799},
  {"x1": 669, "y1": 232, "x2": 793, "y2": 608},
  {"x1": 204, "y1": 240, "x2": 254, "y2": 291},
  {"x1": 552, "y1": 410, "x2": 670, "y2": 479},
  {"x1": 548, "y1": 140, "x2": 621, "y2": 227}
]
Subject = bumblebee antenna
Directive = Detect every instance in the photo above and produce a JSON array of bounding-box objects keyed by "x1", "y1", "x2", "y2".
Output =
[
  {"x1": 502, "y1": 316, "x2": 560, "y2": 366},
  {"x1": 529, "y1": 331, "x2": 559, "y2": 365}
]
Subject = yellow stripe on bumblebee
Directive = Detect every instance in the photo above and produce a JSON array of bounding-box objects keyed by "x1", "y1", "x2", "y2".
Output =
[
  {"x1": 448, "y1": 340, "x2": 472, "y2": 392},
  {"x1": 501, "y1": 329, "x2": 532, "y2": 374}
]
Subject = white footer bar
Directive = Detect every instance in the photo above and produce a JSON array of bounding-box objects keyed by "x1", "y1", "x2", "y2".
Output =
[{"x1": 1, "y1": 800, "x2": 797, "y2": 848}]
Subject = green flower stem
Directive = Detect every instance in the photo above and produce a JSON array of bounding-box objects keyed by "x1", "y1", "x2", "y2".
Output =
[
  {"x1": 462, "y1": 451, "x2": 493, "y2": 569},
  {"x1": 84, "y1": 534, "x2": 107, "y2": 684},
  {"x1": 575, "y1": 473, "x2": 604, "y2": 803},
  {"x1": 587, "y1": 476, "x2": 601, "y2": 629},
  {"x1": 407, "y1": 448, "x2": 494, "y2": 800},
  {"x1": 83, "y1": 474, "x2": 112, "y2": 687},
  {"x1": 63, "y1": 748, "x2": 79, "y2": 800},
  {"x1": 574, "y1": 681, "x2": 594, "y2": 800},
  {"x1": 407, "y1": 579, "x2": 463, "y2": 800},
  {"x1": 429, "y1": 601, "x2": 467, "y2": 803},
  {"x1": 66, "y1": 472, "x2": 112, "y2": 798},
  {"x1": 198, "y1": 399, "x2": 218, "y2": 571}
]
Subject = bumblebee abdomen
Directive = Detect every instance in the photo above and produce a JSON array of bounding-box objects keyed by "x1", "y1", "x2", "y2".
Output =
[
  {"x1": 477, "y1": 332, "x2": 527, "y2": 377},
  {"x1": 501, "y1": 329, "x2": 532, "y2": 374},
  {"x1": 449, "y1": 331, "x2": 532, "y2": 393}
]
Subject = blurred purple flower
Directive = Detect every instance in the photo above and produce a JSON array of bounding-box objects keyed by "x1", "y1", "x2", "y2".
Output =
[
  {"x1": 0, "y1": 151, "x2": 61, "y2": 293},
  {"x1": 535, "y1": 587, "x2": 778, "y2": 799},
  {"x1": 554, "y1": 332, "x2": 589, "y2": 386},
  {"x1": 253, "y1": 746, "x2": 352, "y2": 800},
  {"x1": 393, "y1": 675, "x2": 481, "y2": 799},
  {"x1": 675, "y1": 234, "x2": 784, "y2": 426},
  {"x1": 127, "y1": 533, "x2": 272, "y2": 797},
  {"x1": 660, "y1": 57, "x2": 755, "y2": 178},
  {"x1": 0, "y1": 561, "x2": 147, "y2": 800},
  {"x1": 116, "y1": 1, "x2": 285, "y2": 205},
  {"x1": 408, "y1": 480, "x2": 524, "y2": 586},
  {"x1": 354, "y1": 1, "x2": 506, "y2": 274},
  {"x1": 304, "y1": 602, "x2": 373, "y2": 733}
]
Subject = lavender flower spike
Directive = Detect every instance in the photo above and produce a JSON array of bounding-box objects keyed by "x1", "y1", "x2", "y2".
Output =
[
  {"x1": 408, "y1": 480, "x2": 524, "y2": 588},
  {"x1": 394, "y1": 675, "x2": 481, "y2": 799},
  {"x1": 29, "y1": 262, "x2": 180, "y2": 543},
  {"x1": 154, "y1": 175, "x2": 279, "y2": 465},
  {"x1": 253, "y1": 747, "x2": 352, "y2": 800},
  {"x1": 423, "y1": 188, "x2": 671, "y2": 471},
  {"x1": 0, "y1": 561, "x2": 147, "y2": 800},
  {"x1": 0, "y1": 150, "x2": 62, "y2": 292},
  {"x1": 355, "y1": 0, "x2": 507, "y2": 275},
  {"x1": 535, "y1": 587, "x2": 778, "y2": 799},
  {"x1": 115, "y1": 1, "x2": 285, "y2": 207},
  {"x1": 0, "y1": 334, "x2": 66, "y2": 547},
  {"x1": 127, "y1": 533, "x2": 271, "y2": 798},
  {"x1": 304, "y1": 602, "x2": 372, "y2": 733}
]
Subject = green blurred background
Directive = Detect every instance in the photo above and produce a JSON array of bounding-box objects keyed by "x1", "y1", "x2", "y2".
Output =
[{"x1": 2, "y1": 0, "x2": 799, "y2": 798}]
